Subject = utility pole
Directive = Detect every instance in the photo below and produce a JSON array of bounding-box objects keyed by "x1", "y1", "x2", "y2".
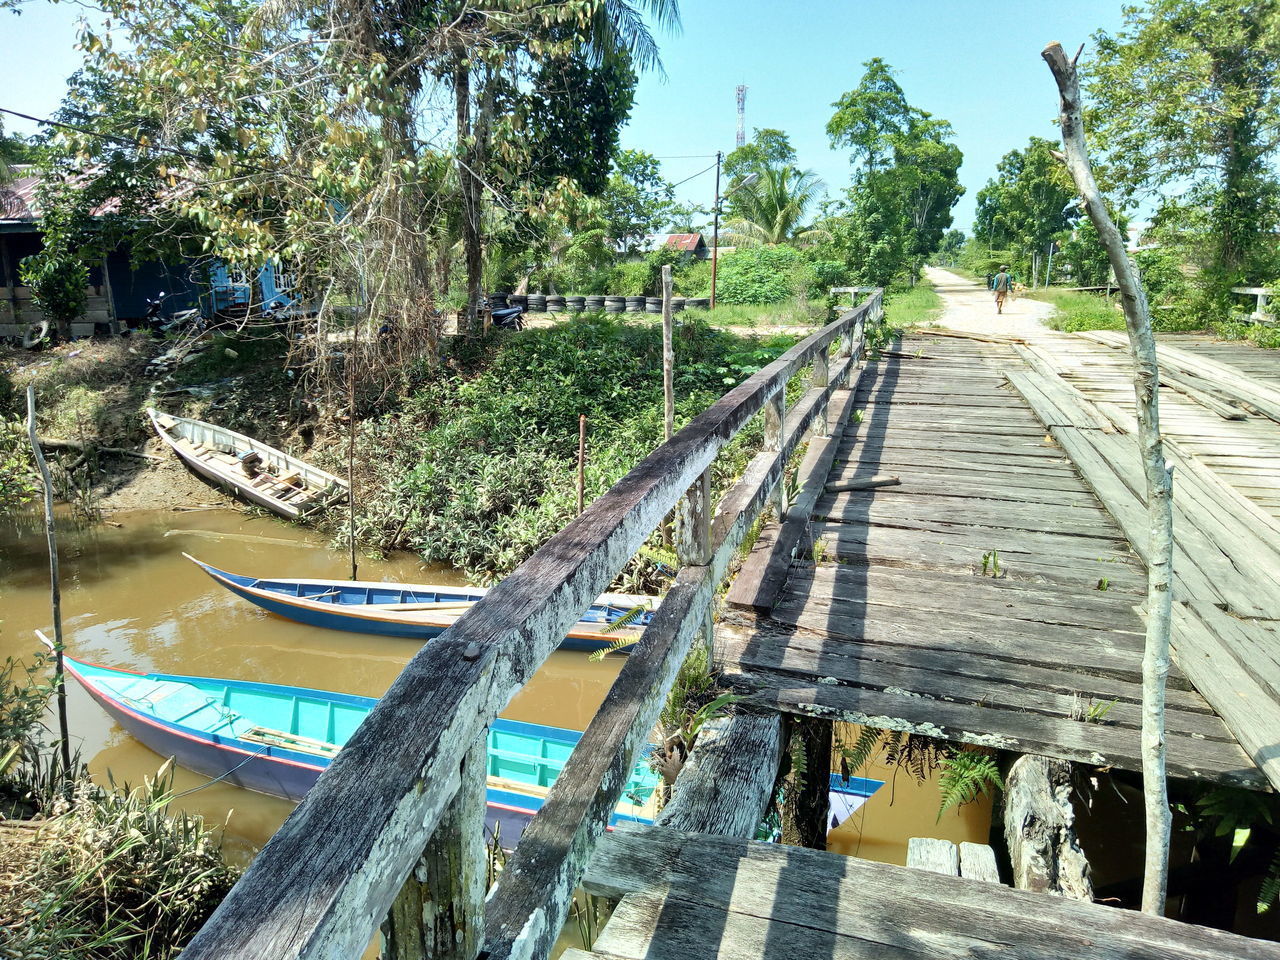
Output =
[{"x1": 710, "y1": 151, "x2": 723, "y2": 310}]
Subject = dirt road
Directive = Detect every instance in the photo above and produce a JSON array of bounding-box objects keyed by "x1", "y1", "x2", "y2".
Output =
[{"x1": 925, "y1": 267, "x2": 1056, "y2": 336}]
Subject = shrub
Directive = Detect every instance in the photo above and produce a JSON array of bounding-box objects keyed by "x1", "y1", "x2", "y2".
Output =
[
  {"x1": 714, "y1": 246, "x2": 803, "y2": 305},
  {"x1": 354, "y1": 315, "x2": 797, "y2": 584},
  {"x1": 612, "y1": 261, "x2": 651, "y2": 296}
]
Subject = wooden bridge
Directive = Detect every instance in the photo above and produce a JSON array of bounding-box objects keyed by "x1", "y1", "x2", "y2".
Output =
[{"x1": 182, "y1": 292, "x2": 1280, "y2": 960}]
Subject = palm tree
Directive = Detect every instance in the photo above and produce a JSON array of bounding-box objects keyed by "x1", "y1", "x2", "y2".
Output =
[{"x1": 725, "y1": 165, "x2": 829, "y2": 246}]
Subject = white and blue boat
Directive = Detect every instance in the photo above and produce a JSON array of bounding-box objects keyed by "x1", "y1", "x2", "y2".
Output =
[
  {"x1": 186, "y1": 554, "x2": 656, "y2": 651},
  {"x1": 63, "y1": 654, "x2": 659, "y2": 842}
]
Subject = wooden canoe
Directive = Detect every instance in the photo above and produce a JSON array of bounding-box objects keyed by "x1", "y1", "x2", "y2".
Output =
[
  {"x1": 148, "y1": 409, "x2": 348, "y2": 521},
  {"x1": 186, "y1": 554, "x2": 655, "y2": 651},
  {"x1": 62, "y1": 653, "x2": 660, "y2": 839}
]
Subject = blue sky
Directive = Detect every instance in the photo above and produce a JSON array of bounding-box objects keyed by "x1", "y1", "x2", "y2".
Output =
[{"x1": 0, "y1": 0, "x2": 1128, "y2": 231}]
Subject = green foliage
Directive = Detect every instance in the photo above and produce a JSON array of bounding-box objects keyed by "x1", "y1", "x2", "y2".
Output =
[
  {"x1": 973, "y1": 136, "x2": 1078, "y2": 279},
  {"x1": 826, "y1": 59, "x2": 964, "y2": 281},
  {"x1": 714, "y1": 246, "x2": 803, "y2": 305},
  {"x1": 725, "y1": 165, "x2": 828, "y2": 247},
  {"x1": 19, "y1": 249, "x2": 88, "y2": 337},
  {"x1": 612, "y1": 260, "x2": 652, "y2": 295},
  {"x1": 0, "y1": 416, "x2": 37, "y2": 513},
  {"x1": 937, "y1": 749, "x2": 1003, "y2": 820},
  {"x1": 603, "y1": 149, "x2": 675, "y2": 251},
  {"x1": 5, "y1": 768, "x2": 239, "y2": 959},
  {"x1": 1033, "y1": 289, "x2": 1125, "y2": 333},
  {"x1": 724, "y1": 128, "x2": 796, "y2": 192},
  {"x1": 882, "y1": 282, "x2": 942, "y2": 330},
  {"x1": 1133, "y1": 247, "x2": 1191, "y2": 305},
  {"x1": 358, "y1": 316, "x2": 791, "y2": 583},
  {"x1": 1089, "y1": 0, "x2": 1280, "y2": 305},
  {"x1": 0, "y1": 652, "x2": 53, "y2": 780}
]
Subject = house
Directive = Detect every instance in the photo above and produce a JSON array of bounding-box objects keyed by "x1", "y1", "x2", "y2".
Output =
[
  {"x1": 0, "y1": 165, "x2": 292, "y2": 340},
  {"x1": 626, "y1": 233, "x2": 712, "y2": 259}
]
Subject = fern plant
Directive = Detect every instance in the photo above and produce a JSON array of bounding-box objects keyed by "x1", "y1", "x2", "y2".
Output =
[
  {"x1": 937, "y1": 749, "x2": 1003, "y2": 821},
  {"x1": 586, "y1": 604, "x2": 650, "y2": 661}
]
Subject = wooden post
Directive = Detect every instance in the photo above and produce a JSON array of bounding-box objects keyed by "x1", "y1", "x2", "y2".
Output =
[
  {"x1": 577, "y1": 415, "x2": 587, "y2": 516},
  {"x1": 25, "y1": 386, "x2": 71, "y2": 783},
  {"x1": 347, "y1": 329, "x2": 359, "y2": 581},
  {"x1": 382, "y1": 734, "x2": 487, "y2": 960},
  {"x1": 1045, "y1": 41, "x2": 1174, "y2": 917},
  {"x1": 676, "y1": 466, "x2": 714, "y2": 653},
  {"x1": 1003, "y1": 754, "x2": 1092, "y2": 900},
  {"x1": 764, "y1": 392, "x2": 787, "y2": 518},
  {"x1": 780, "y1": 715, "x2": 831, "y2": 850},
  {"x1": 813, "y1": 345, "x2": 831, "y2": 438}
]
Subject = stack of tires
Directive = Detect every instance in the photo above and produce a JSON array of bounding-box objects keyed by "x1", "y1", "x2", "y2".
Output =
[
  {"x1": 585, "y1": 295, "x2": 605, "y2": 312},
  {"x1": 526, "y1": 294, "x2": 547, "y2": 313},
  {"x1": 605, "y1": 296, "x2": 626, "y2": 313},
  {"x1": 566, "y1": 295, "x2": 585, "y2": 313},
  {"x1": 625, "y1": 296, "x2": 645, "y2": 313}
]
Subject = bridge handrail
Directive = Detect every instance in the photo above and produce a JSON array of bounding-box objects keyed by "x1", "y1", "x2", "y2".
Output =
[{"x1": 182, "y1": 290, "x2": 884, "y2": 960}]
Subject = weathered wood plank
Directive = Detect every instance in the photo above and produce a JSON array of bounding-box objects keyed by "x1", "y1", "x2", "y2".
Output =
[
  {"x1": 728, "y1": 667, "x2": 1265, "y2": 788},
  {"x1": 584, "y1": 825, "x2": 1280, "y2": 960},
  {"x1": 958, "y1": 842, "x2": 1002, "y2": 884},
  {"x1": 906, "y1": 838, "x2": 959, "y2": 876},
  {"x1": 653, "y1": 711, "x2": 783, "y2": 839}
]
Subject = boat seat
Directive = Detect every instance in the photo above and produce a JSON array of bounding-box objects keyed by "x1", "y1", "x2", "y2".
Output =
[{"x1": 242, "y1": 726, "x2": 340, "y2": 758}]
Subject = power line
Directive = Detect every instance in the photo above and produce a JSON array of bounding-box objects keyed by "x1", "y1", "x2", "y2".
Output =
[{"x1": 669, "y1": 160, "x2": 718, "y2": 190}]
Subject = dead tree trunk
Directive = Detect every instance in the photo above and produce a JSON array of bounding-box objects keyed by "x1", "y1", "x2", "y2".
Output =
[
  {"x1": 454, "y1": 54, "x2": 484, "y2": 338},
  {"x1": 1044, "y1": 42, "x2": 1174, "y2": 916},
  {"x1": 1003, "y1": 755, "x2": 1092, "y2": 899}
]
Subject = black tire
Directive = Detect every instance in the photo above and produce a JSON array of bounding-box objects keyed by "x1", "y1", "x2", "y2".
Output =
[{"x1": 22, "y1": 319, "x2": 50, "y2": 350}]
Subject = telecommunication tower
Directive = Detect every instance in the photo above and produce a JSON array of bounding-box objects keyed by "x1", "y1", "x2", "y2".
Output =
[{"x1": 735, "y1": 84, "x2": 747, "y2": 148}]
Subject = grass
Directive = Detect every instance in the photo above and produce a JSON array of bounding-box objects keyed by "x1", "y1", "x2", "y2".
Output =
[
  {"x1": 883, "y1": 282, "x2": 943, "y2": 331},
  {"x1": 1211, "y1": 318, "x2": 1280, "y2": 350},
  {"x1": 1026, "y1": 288, "x2": 1126, "y2": 333}
]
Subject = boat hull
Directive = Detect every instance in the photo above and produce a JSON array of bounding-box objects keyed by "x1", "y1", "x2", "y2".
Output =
[
  {"x1": 65, "y1": 658, "x2": 654, "y2": 844},
  {"x1": 189, "y1": 556, "x2": 653, "y2": 651}
]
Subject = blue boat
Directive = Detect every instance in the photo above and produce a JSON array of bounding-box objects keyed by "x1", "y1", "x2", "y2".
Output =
[
  {"x1": 185, "y1": 554, "x2": 657, "y2": 651},
  {"x1": 62, "y1": 654, "x2": 659, "y2": 842}
]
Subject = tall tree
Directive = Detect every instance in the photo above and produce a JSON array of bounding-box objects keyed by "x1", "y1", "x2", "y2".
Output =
[
  {"x1": 826, "y1": 59, "x2": 963, "y2": 281},
  {"x1": 723, "y1": 127, "x2": 796, "y2": 196},
  {"x1": 601, "y1": 149, "x2": 675, "y2": 251},
  {"x1": 1089, "y1": 0, "x2": 1280, "y2": 304},
  {"x1": 974, "y1": 136, "x2": 1079, "y2": 274}
]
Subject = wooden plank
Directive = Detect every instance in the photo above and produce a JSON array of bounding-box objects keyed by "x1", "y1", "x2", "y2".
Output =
[
  {"x1": 906, "y1": 838, "x2": 959, "y2": 876},
  {"x1": 729, "y1": 667, "x2": 1265, "y2": 787},
  {"x1": 655, "y1": 711, "x2": 783, "y2": 838},
  {"x1": 583, "y1": 825, "x2": 1280, "y2": 960},
  {"x1": 725, "y1": 382, "x2": 861, "y2": 611},
  {"x1": 183, "y1": 296, "x2": 883, "y2": 960},
  {"x1": 719, "y1": 620, "x2": 1230, "y2": 742},
  {"x1": 958, "y1": 843, "x2": 1002, "y2": 884}
]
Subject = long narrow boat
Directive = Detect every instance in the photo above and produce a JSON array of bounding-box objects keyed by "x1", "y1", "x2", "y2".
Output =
[
  {"x1": 62, "y1": 654, "x2": 659, "y2": 842},
  {"x1": 186, "y1": 554, "x2": 657, "y2": 651},
  {"x1": 148, "y1": 409, "x2": 348, "y2": 521}
]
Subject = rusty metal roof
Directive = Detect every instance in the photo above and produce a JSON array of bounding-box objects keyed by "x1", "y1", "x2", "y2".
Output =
[{"x1": 665, "y1": 233, "x2": 704, "y2": 251}]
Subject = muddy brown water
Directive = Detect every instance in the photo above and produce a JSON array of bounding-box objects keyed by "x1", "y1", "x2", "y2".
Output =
[{"x1": 0, "y1": 507, "x2": 625, "y2": 864}]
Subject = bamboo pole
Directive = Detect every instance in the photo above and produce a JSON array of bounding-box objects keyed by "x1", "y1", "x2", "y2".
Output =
[
  {"x1": 25, "y1": 386, "x2": 71, "y2": 784},
  {"x1": 1044, "y1": 41, "x2": 1174, "y2": 915}
]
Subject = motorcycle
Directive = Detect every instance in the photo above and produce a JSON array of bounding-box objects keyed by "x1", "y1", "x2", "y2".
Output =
[
  {"x1": 143, "y1": 291, "x2": 205, "y2": 333},
  {"x1": 485, "y1": 297, "x2": 525, "y2": 331}
]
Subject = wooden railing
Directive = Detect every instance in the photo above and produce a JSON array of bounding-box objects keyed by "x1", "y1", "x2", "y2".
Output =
[{"x1": 182, "y1": 290, "x2": 884, "y2": 960}]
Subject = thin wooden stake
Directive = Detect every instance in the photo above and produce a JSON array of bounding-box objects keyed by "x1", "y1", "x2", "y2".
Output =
[
  {"x1": 1045, "y1": 41, "x2": 1173, "y2": 916},
  {"x1": 347, "y1": 328, "x2": 358, "y2": 581},
  {"x1": 26, "y1": 386, "x2": 71, "y2": 784},
  {"x1": 661, "y1": 264, "x2": 675, "y2": 547},
  {"x1": 577, "y1": 414, "x2": 587, "y2": 516}
]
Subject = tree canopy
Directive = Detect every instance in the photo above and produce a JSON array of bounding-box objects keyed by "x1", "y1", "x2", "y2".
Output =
[{"x1": 1089, "y1": 0, "x2": 1280, "y2": 301}]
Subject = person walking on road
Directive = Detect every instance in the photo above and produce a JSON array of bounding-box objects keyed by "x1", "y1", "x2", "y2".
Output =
[{"x1": 991, "y1": 265, "x2": 1015, "y2": 315}]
